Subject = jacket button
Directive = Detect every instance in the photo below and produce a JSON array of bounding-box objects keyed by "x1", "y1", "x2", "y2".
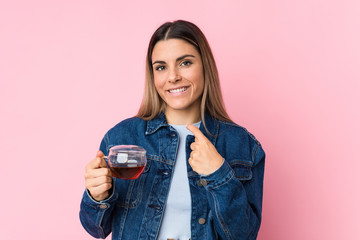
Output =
[
  {"x1": 197, "y1": 179, "x2": 208, "y2": 187},
  {"x1": 198, "y1": 218, "x2": 206, "y2": 225},
  {"x1": 99, "y1": 204, "x2": 108, "y2": 209},
  {"x1": 167, "y1": 132, "x2": 177, "y2": 137}
]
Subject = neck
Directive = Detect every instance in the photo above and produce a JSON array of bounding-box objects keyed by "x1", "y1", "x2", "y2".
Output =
[{"x1": 165, "y1": 104, "x2": 201, "y2": 125}]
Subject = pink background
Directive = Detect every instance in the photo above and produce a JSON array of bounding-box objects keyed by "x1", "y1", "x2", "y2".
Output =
[{"x1": 1, "y1": 0, "x2": 359, "y2": 239}]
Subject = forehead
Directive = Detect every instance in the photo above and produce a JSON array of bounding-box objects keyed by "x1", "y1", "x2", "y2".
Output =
[{"x1": 152, "y1": 39, "x2": 200, "y2": 60}]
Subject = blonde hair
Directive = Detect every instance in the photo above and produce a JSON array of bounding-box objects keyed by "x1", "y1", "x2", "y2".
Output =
[{"x1": 136, "y1": 20, "x2": 232, "y2": 128}]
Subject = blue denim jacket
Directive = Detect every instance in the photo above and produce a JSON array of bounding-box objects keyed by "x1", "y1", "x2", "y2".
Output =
[{"x1": 79, "y1": 113, "x2": 265, "y2": 240}]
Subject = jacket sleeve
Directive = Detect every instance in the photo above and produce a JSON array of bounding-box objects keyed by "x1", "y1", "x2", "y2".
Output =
[
  {"x1": 79, "y1": 134, "x2": 118, "y2": 238},
  {"x1": 201, "y1": 140, "x2": 265, "y2": 240}
]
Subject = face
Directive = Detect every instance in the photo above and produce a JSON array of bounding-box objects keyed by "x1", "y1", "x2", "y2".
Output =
[{"x1": 152, "y1": 39, "x2": 204, "y2": 117}]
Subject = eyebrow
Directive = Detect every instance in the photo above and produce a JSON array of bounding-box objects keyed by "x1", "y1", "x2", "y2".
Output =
[{"x1": 152, "y1": 54, "x2": 196, "y2": 65}]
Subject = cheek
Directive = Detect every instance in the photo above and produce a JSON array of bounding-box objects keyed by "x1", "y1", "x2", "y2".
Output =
[
  {"x1": 192, "y1": 69, "x2": 205, "y2": 89},
  {"x1": 153, "y1": 76, "x2": 164, "y2": 94}
]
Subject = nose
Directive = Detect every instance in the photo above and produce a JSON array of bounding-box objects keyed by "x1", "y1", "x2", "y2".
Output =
[{"x1": 168, "y1": 67, "x2": 181, "y2": 83}]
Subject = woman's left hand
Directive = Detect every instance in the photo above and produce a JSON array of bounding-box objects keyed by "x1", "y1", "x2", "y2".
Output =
[{"x1": 186, "y1": 124, "x2": 224, "y2": 175}]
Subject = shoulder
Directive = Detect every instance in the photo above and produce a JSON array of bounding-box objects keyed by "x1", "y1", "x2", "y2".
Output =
[
  {"x1": 217, "y1": 120, "x2": 261, "y2": 145},
  {"x1": 99, "y1": 117, "x2": 147, "y2": 154},
  {"x1": 106, "y1": 116, "x2": 146, "y2": 134},
  {"x1": 216, "y1": 120, "x2": 265, "y2": 164}
]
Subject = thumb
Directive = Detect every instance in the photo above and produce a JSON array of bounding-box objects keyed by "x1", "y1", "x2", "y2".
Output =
[
  {"x1": 96, "y1": 150, "x2": 104, "y2": 158},
  {"x1": 86, "y1": 151, "x2": 107, "y2": 170},
  {"x1": 96, "y1": 151, "x2": 108, "y2": 168}
]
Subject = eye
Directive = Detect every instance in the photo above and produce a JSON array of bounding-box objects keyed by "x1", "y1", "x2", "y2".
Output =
[
  {"x1": 155, "y1": 65, "x2": 166, "y2": 71},
  {"x1": 180, "y1": 60, "x2": 192, "y2": 67}
]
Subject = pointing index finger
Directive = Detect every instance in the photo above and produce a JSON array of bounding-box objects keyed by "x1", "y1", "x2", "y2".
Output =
[{"x1": 186, "y1": 124, "x2": 207, "y2": 142}]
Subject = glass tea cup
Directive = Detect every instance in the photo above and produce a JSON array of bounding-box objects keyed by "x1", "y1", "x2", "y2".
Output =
[{"x1": 104, "y1": 145, "x2": 147, "y2": 180}]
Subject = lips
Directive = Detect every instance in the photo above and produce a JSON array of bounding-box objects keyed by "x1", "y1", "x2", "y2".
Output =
[{"x1": 167, "y1": 86, "x2": 189, "y2": 93}]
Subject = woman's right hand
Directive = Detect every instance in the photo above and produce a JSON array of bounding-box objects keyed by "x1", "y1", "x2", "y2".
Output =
[{"x1": 85, "y1": 151, "x2": 113, "y2": 202}]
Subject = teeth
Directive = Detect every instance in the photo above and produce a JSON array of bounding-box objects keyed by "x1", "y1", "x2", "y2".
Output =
[{"x1": 169, "y1": 87, "x2": 186, "y2": 93}]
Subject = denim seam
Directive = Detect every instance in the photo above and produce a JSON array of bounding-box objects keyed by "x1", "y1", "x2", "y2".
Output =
[
  {"x1": 230, "y1": 160, "x2": 253, "y2": 167},
  {"x1": 210, "y1": 119, "x2": 220, "y2": 146},
  {"x1": 84, "y1": 189, "x2": 116, "y2": 207},
  {"x1": 206, "y1": 171, "x2": 235, "y2": 190},
  {"x1": 218, "y1": 120, "x2": 261, "y2": 146},
  {"x1": 83, "y1": 193, "x2": 98, "y2": 209},
  {"x1": 252, "y1": 143, "x2": 260, "y2": 163},
  {"x1": 104, "y1": 133, "x2": 110, "y2": 149},
  {"x1": 147, "y1": 154, "x2": 173, "y2": 165},
  {"x1": 145, "y1": 122, "x2": 168, "y2": 135},
  {"x1": 117, "y1": 173, "x2": 146, "y2": 208},
  {"x1": 209, "y1": 190, "x2": 232, "y2": 240},
  {"x1": 106, "y1": 144, "x2": 114, "y2": 152},
  {"x1": 96, "y1": 209, "x2": 106, "y2": 238},
  {"x1": 233, "y1": 170, "x2": 252, "y2": 179},
  {"x1": 230, "y1": 165, "x2": 253, "y2": 181},
  {"x1": 117, "y1": 203, "x2": 130, "y2": 239}
]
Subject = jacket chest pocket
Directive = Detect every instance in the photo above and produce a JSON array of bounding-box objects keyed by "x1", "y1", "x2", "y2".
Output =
[
  {"x1": 229, "y1": 160, "x2": 253, "y2": 183},
  {"x1": 116, "y1": 157, "x2": 152, "y2": 208}
]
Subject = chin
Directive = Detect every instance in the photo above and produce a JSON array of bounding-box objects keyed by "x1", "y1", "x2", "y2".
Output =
[
  {"x1": 167, "y1": 104, "x2": 197, "y2": 112},
  {"x1": 165, "y1": 101, "x2": 187, "y2": 109}
]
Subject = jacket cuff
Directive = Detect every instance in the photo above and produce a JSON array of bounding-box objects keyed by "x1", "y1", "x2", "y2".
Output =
[
  {"x1": 201, "y1": 159, "x2": 235, "y2": 190},
  {"x1": 82, "y1": 183, "x2": 117, "y2": 208}
]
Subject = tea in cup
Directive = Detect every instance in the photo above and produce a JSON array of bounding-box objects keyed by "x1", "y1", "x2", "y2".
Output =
[{"x1": 104, "y1": 145, "x2": 147, "y2": 180}]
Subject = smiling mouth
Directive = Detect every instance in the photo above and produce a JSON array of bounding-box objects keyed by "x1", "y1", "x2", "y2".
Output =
[{"x1": 168, "y1": 87, "x2": 189, "y2": 93}]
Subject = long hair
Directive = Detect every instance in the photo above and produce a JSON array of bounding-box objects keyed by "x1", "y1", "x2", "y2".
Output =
[{"x1": 136, "y1": 20, "x2": 232, "y2": 129}]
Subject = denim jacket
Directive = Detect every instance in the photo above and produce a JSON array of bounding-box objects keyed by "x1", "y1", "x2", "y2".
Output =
[{"x1": 79, "y1": 112, "x2": 265, "y2": 240}]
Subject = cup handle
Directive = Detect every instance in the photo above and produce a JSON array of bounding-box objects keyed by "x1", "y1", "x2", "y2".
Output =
[{"x1": 103, "y1": 156, "x2": 110, "y2": 168}]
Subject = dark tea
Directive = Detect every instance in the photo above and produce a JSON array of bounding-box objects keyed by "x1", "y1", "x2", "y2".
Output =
[
  {"x1": 105, "y1": 145, "x2": 147, "y2": 180},
  {"x1": 109, "y1": 165, "x2": 145, "y2": 180}
]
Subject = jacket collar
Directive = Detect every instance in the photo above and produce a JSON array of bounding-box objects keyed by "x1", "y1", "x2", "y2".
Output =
[
  {"x1": 145, "y1": 111, "x2": 169, "y2": 135},
  {"x1": 145, "y1": 112, "x2": 219, "y2": 143}
]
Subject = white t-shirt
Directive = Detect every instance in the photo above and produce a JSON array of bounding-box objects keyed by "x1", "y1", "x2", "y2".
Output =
[{"x1": 157, "y1": 122, "x2": 200, "y2": 240}]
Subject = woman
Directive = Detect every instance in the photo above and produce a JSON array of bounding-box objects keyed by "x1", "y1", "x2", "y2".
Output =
[{"x1": 80, "y1": 20, "x2": 265, "y2": 240}]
